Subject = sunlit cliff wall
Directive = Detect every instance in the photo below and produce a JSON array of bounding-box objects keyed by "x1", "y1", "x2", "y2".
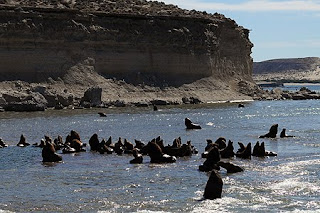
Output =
[{"x1": 0, "y1": 1, "x2": 253, "y2": 85}]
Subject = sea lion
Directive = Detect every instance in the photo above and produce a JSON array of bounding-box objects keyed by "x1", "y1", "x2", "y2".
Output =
[
  {"x1": 217, "y1": 161, "x2": 243, "y2": 173},
  {"x1": 70, "y1": 139, "x2": 85, "y2": 152},
  {"x1": 220, "y1": 140, "x2": 235, "y2": 158},
  {"x1": 153, "y1": 105, "x2": 158, "y2": 111},
  {"x1": 185, "y1": 118, "x2": 201, "y2": 130},
  {"x1": 114, "y1": 137, "x2": 124, "y2": 155},
  {"x1": 17, "y1": 134, "x2": 30, "y2": 147},
  {"x1": 199, "y1": 146, "x2": 221, "y2": 172},
  {"x1": 259, "y1": 124, "x2": 278, "y2": 138},
  {"x1": 214, "y1": 137, "x2": 227, "y2": 149},
  {"x1": 144, "y1": 141, "x2": 176, "y2": 163},
  {"x1": 280, "y1": 128, "x2": 294, "y2": 138},
  {"x1": 130, "y1": 148, "x2": 143, "y2": 164},
  {"x1": 89, "y1": 133, "x2": 100, "y2": 151},
  {"x1": 236, "y1": 142, "x2": 251, "y2": 159},
  {"x1": 203, "y1": 170, "x2": 223, "y2": 200},
  {"x1": 0, "y1": 138, "x2": 8, "y2": 148},
  {"x1": 42, "y1": 141, "x2": 62, "y2": 162},
  {"x1": 98, "y1": 112, "x2": 107, "y2": 117},
  {"x1": 134, "y1": 139, "x2": 145, "y2": 150}
]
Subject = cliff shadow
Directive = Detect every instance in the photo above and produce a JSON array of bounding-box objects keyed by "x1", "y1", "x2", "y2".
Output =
[{"x1": 101, "y1": 72, "x2": 209, "y2": 88}]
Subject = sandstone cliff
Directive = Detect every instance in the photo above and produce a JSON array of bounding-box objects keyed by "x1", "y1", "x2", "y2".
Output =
[{"x1": 0, "y1": 0, "x2": 255, "y2": 110}]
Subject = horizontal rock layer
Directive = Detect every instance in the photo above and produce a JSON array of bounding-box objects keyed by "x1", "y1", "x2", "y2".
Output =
[{"x1": 0, "y1": 2, "x2": 253, "y2": 85}]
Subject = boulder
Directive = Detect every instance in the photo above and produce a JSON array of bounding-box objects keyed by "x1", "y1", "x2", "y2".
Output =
[
  {"x1": 150, "y1": 99, "x2": 168, "y2": 105},
  {"x1": 81, "y1": 87, "x2": 102, "y2": 107},
  {"x1": 0, "y1": 96, "x2": 7, "y2": 106},
  {"x1": 2, "y1": 92, "x2": 22, "y2": 103},
  {"x1": 5, "y1": 100, "x2": 45, "y2": 112}
]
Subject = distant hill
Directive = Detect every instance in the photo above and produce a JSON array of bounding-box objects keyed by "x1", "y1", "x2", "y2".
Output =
[{"x1": 253, "y1": 57, "x2": 320, "y2": 82}]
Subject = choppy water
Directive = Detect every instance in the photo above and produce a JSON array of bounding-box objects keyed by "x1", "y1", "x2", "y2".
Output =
[{"x1": 1, "y1": 100, "x2": 320, "y2": 212}]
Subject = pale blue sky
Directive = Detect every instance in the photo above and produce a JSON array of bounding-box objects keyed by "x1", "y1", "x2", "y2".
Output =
[{"x1": 161, "y1": 0, "x2": 320, "y2": 62}]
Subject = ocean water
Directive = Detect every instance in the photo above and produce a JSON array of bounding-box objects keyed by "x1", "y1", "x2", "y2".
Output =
[{"x1": 1, "y1": 100, "x2": 320, "y2": 212}]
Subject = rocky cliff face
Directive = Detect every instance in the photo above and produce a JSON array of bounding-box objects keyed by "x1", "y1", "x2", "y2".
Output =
[
  {"x1": 0, "y1": 0, "x2": 253, "y2": 84},
  {"x1": 0, "y1": 0, "x2": 255, "y2": 110}
]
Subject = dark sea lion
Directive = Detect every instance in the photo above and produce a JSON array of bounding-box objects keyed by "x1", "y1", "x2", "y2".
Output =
[
  {"x1": 220, "y1": 140, "x2": 235, "y2": 158},
  {"x1": 203, "y1": 170, "x2": 223, "y2": 200},
  {"x1": 236, "y1": 142, "x2": 251, "y2": 159},
  {"x1": 218, "y1": 161, "x2": 243, "y2": 173},
  {"x1": 280, "y1": 128, "x2": 294, "y2": 138},
  {"x1": 42, "y1": 142, "x2": 62, "y2": 162},
  {"x1": 259, "y1": 124, "x2": 278, "y2": 138},
  {"x1": 17, "y1": 134, "x2": 30, "y2": 147},
  {"x1": 185, "y1": 118, "x2": 201, "y2": 130},
  {"x1": 89, "y1": 133, "x2": 100, "y2": 151}
]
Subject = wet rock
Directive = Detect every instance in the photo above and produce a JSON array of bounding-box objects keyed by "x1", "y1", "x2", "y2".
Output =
[
  {"x1": 32, "y1": 85, "x2": 47, "y2": 94},
  {"x1": 292, "y1": 93, "x2": 306, "y2": 100},
  {"x1": 2, "y1": 92, "x2": 23, "y2": 103},
  {"x1": 57, "y1": 94, "x2": 73, "y2": 107},
  {"x1": 150, "y1": 99, "x2": 168, "y2": 105},
  {"x1": 4, "y1": 100, "x2": 45, "y2": 112},
  {"x1": 134, "y1": 102, "x2": 149, "y2": 107},
  {"x1": 0, "y1": 96, "x2": 6, "y2": 106},
  {"x1": 113, "y1": 100, "x2": 126, "y2": 107}
]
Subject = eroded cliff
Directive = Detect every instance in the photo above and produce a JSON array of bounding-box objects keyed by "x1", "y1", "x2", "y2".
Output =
[{"x1": 0, "y1": 0, "x2": 255, "y2": 109}]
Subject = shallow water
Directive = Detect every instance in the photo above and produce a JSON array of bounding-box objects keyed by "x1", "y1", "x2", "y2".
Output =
[{"x1": 1, "y1": 100, "x2": 320, "y2": 212}]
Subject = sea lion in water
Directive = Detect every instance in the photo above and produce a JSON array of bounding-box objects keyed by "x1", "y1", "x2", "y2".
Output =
[
  {"x1": 17, "y1": 134, "x2": 30, "y2": 147},
  {"x1": 236, "y1": 142, "x2": 251, "y2": 159},
  {"x1": 280, "y1": 128, "x2": 294, "y2": 138},
  {"x1": 89, "y1": 133, "x2": 100, "y2": 151},
  {"x1": 98, "y1": 112, "x2": 107, "y2": 117},
  {"x1": 259, "y1": 124, "x2": 278, "y2": 138},
  {"x1": 0, "y1": 138, "x2": 8, "y2": 148},
  {"x1": 185, "y1": 118, "x2": 201, "y2": 130},
  {"x1": 203, "y1": 170, "x2": 223, "y2": 200},
  {"x1": 199, "y1": 146, "x2": 221, "y2": 172},
  {"x1": 130, "y1": 148, "x2": 143, "y2": 164},
  {"x1": 42, "y1": 141, "x2": 62, "y2": 162},
  {"x1": 220, "y1": 140, "x2": 235, "y2": 158},
  {"x1": 218, "y1": 161, "x2": 243, "y2": 173}
]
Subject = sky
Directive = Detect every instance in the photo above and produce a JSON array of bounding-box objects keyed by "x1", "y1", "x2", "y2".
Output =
[{"x1": 161, "y1": 0, "x2": 320, "y2": 62}]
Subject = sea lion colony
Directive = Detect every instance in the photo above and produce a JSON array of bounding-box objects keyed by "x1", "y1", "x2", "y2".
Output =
[{"x1": 1, "y1": 121, "x2": 290, "y2": 200}]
